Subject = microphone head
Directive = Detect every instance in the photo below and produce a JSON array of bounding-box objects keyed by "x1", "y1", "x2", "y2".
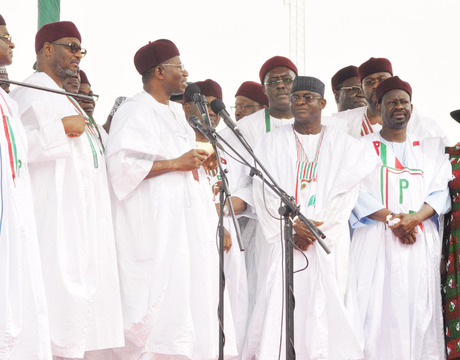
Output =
[
  {"x1": 185, "y1": 83, "x2": 201, "y2": 102},
  {"x1": 188, "y1": 115, "x2": 202, "y2": 129},
  {"x1": 210, "y1": 98, "x2": 226, "y2": 114}
]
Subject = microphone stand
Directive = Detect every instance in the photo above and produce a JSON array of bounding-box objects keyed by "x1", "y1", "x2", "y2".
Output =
[
  {"x1": 214, "y1": 125, "x2": 330, "y2": 360},
  {"x1": 190, "y1": 106, "x2": 243, "y2": 360},
  {"x1": 2, "y1": 79, "x2": 97, "y2": 102}
]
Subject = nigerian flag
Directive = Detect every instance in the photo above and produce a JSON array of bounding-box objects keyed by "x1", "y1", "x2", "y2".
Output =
[{"x1": 37, "y1": 0, "x2": 60, "y2": 29}]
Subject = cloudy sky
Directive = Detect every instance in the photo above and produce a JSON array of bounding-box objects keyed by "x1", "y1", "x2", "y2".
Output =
[{"x1": 4, "y1": 0, "x2": 460, "y2": 144}]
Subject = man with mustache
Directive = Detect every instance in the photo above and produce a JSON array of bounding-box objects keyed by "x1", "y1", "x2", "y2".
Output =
[
  {"x1": 106, "y1": 39, "x2": 237, "y2": 359},
  {"x1": 346, "y1": 76, "x2": 451, "y2": 359},
  {"x1": 243, "y1": 76, "x2": 379, "y2": 359},
  {"x1": 330, "y1": 65, "x2": 367, "y2": 112},
  {"x1": 11, "y1": 21, "x2": 124, "y2": 360},
  {"x1": 337, "y1": 57, "x2": 447, "y2": 142}
]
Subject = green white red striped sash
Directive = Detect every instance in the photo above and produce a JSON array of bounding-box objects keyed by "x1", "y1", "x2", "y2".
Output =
[
  {"x1": 0, "y1": 92, "x2": 18, "y2": 183},
  {"x1": 372, "y1": 141, "x2": 423, "y2": 209},
  {"x1": 360, "y1": 113, "x2": 374, "y2": 136},
  {"x1": 66, "y1": 96, "x2": 103, "y2": 168},
  {"x1": 293, "y1": 126, "x2": 324, "y2": 203}
]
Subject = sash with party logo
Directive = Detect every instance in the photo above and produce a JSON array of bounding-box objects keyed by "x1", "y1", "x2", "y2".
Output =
[{"x1": 293, "y1": 126, "x2": 324, "y2": 207}]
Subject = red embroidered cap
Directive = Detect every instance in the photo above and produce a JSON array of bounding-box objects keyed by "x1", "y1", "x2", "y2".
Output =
[
  {"x1": 358, "y1": 57, "x2": 393, "y2": 82},
  {"x1": 35, "y1": 21, "x2": 81, "y2": 54},
  {"x1": 183, "y1": 79, "x2": 222, "y2": 103},
  {"x1": 375, "y1": 76, "x2": 412, "y2": 103},
  {"x1": 134, "y1": 39, "x2": 180, "y2": 75},
  {"x1": 235, "y1": 81, "x2": 268, "y2": 106},
  {"x1": 259, "y1": 56, "x2": 298, "y2": 84},
  {"x1": 331, "y1": 65, "x2": 358, "y2": 90}
]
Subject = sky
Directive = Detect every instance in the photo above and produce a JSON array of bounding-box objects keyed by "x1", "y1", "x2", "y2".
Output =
[{"x1": 3, "y1": 0, "x2": 460, "y2": 144}]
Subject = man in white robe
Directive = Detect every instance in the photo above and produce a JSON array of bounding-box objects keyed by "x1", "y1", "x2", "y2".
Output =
[
  {"x1": 332, "y1": 57, "x2": 448, "y2": 143},
  {"x1": 233, "y1": 81, "x2": 267, "y2": 121},
  {"x1": 106, "y1": 39, "x2": 236, "y2": 360},
  {"x1": 10, "y1": 21, "x2": 124, "y2": 359},
  {"x1": 0, "y1": 14, "x2": 51, "y2": 360},
  {"x1": 243, "y1": 76, "x2": 380, "y2": 360},
  {"x1": 346, "y1": 76, "x2": 451, "y2": 359}
]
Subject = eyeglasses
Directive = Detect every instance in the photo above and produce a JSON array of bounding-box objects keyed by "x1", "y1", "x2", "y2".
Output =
[
  {"x1": 50, "y1": 42, "x2": 87, "y2": 57},
  {"x1": 161, "y1": 63, "x2": 185, "y2": 71},
  {"x1": 339, "y1": 86, "x2": 363, "y2": 93},
  {"x1": 231, "y1": 104, "x2": 262, "y2": 112},
  {"x1": 289, "y1": 93, "x2": 322, "y2": 104},
  {"x1": 363, "y1": 77, "x2": 389, "y2": 88},
  {"x1": 264, "y1": 77, "x2": 293, "y2": 88},
  {"x1": 0, "y1": 34, "x2": 13, "y2": 44}
]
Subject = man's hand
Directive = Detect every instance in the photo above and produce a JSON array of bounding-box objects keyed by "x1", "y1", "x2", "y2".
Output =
[
  {"x1": 388, "y1": 212, "x2": 420, "y2": 245},
  {"x1": 62, "y1": 115, "x2": 86, "y2": 137},
  {"x1": 292, "y1": 218, "x2": 324, "y2": 251},
  {"x1": 174, "y1": 149, "x2": 209, "y2": 171},
  {"x1": 202, "y1": 152, "x2": 218, "y2": 171}
]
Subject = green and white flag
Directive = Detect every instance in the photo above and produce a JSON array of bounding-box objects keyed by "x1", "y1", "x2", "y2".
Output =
[{"x1": 37, "y1": 0, "x2": 60, "y2": 29}]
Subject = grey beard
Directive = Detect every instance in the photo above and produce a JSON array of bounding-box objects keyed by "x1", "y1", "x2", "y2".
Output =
[{"x1": 56, "y1": 63, "x2": 78, "y2": 79}]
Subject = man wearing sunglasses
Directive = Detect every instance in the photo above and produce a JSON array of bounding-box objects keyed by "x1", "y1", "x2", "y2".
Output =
[
  {"x1": 331, "y1": 65, "x2": 367, "y2": 112},
  {"x1": 243, "y1": 76, "x2": 379, "y2": 359},
  {"x1": 11, "y1": 21, "x2": 124, "y2": 360},
  {"x1": 335, "y1": 57, "x2": 448, "y2": 143}
]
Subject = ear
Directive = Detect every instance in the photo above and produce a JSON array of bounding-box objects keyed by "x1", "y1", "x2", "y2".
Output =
[
  {"x1": 376, "y1": 102, "x2": 381, "y2": 112},
  {"x1": 333, "y1": 89, "x2": 340, "y2": 104},
  {"x1": 42, "y1": 42, "x2": 53, "y2": 57},
  {"x1": 320, "y1": 98, "x2": 327, "y2": 110},
  {"x1": 155, "y1": 66, "x2": 165, "y2": 80}
]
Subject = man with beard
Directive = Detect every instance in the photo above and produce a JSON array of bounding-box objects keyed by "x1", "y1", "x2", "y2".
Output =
[
  {"x1": 243, "y1": 76, "x2": 379, "y2": 359},
  {"x1": 10, "y1": 21, "x2": 124, "y2": 360},
  {"x1": 0, "y1": 13, "x2": 51, "y2": 360},
  {"x1": 106, "y1": 39, "x2": 237, "y2": 359},
  {"x1": 330, "y1": 65, "x2": 366, "y2": 112},
  {"x1": 233, "y1": 81, "x2": 268, "y2": 121},
  {"x1": 337, "y1": 57, "x2": 447, "y2": 142},
  {"x1": 346, "y1": 76, "x2": 450, "y2": 359}
]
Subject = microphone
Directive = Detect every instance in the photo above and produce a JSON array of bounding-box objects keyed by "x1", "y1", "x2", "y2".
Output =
[
  {"x1": 210, "y1": 99, "x2": 243, "y2": 137},
  {"x1": 189, "y1": 116, "x2": 224, "y2": 151},
  {"x1": 185, "y1": 84, "x2": 212, "y2": 127}
]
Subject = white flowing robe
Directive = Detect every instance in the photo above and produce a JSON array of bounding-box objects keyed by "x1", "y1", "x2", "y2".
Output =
[
  {"x1": 203, "y1": 149, "x2": 248, "y2": 355},
  {"x1": 243, "y1": 124, "x2": 380, "y2": 360},
  {"x1": 333, "y1": 105, "x2": 448, "y2": 143},
  {"x1": 346, "y1": 133, "x2": 451, "y2": 360},
  {"x1": 10, "y1": 72, "x2": 124, "y2": 358},
  {"x1": 106, "y1": 91, "x2": 236, "y2": 360},
  {"x1": 0, "y1": 88, "x2": 51, "y2": 360}
]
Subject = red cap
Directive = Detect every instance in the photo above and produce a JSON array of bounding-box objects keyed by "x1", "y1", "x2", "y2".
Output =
[
  {"x1": 35, "y1": 21, "x2": 81, "y2": 54},
  {"x1": 183, "y1": 79, "x2": 222, "y2": 103},
  {"x1": 358, "y1": 57, "x2": 393, "y2": 82},
  {"x1": 0, "y1": 15, "x2": 6, "y2": 26},
  {"x1": 134, "y1": 39, "x2": 180, "y2": 75},
  {"x1": 259, "y1": 56, "x2": 298, "y2": 84},
  {"x1": 79, "y1": 70, "x2": 90, "y2": 86},
  {"x1": 375, "y1": 76, "x2": 412, "y2": 103},
  {"x1": 235, "y1": 81, "x2": 268, "y2": 106},
  {"x1": 331, "y1": 65, "x2": 358, "y2": 90}
]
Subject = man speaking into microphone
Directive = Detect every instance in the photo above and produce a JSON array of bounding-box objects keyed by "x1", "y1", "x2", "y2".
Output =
[{"x1": 106, "y1": 40, "x2": 237, "y2": 359}]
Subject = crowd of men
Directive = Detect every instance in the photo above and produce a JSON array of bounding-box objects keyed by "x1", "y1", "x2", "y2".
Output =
[{"x1": 0, "y1": 16, "x2": 456, "y2": 360}]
